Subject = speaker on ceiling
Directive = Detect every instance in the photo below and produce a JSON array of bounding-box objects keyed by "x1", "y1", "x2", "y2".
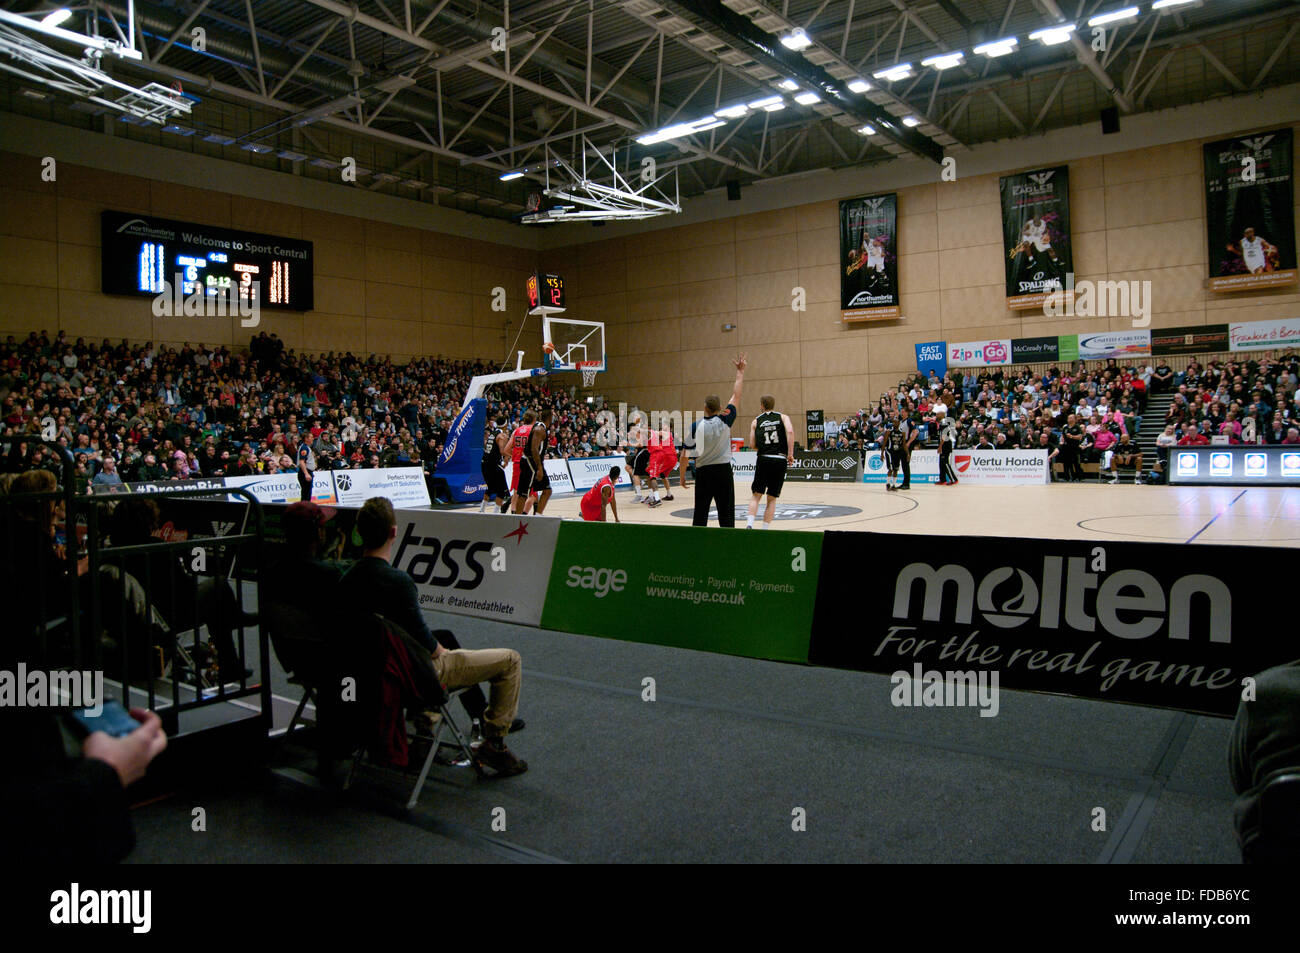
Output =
[
  {"x1": 726, "y1": 181, "x2": 741, "y2": 201},
  {"x1": 1100, "y1": 106, "x2": 1120, "y2": 135}
]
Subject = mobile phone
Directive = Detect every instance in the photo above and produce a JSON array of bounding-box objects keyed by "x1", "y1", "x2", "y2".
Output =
[{"x1": 70, "y1": 700, "x2": 140, "y2": 738}]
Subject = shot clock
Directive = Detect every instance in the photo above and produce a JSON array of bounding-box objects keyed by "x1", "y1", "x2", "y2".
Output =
[
  {"x1": 526, "y1": 273, "x2": 565, "y2": 314},
  {"x1": 101, "y1": 211, "x2": 313, "y2": 311}
]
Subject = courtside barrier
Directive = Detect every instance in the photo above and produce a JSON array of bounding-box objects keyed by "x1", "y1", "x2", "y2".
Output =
[
  {"x1": 788, "y1": 449, "x2": 861, "y2": 482},
  {"x1": 94, "y1": 465, "x2": 433, "y2": 507},
  {"x1": 810, "y1": 531, "x2": 1285, "y2": 717},
  {"x1": 568, "y1": 455, "x2": 634, "y2": 490},
  {"x1": 540, "y1": 521, "x2": 820, "y2": 663}
]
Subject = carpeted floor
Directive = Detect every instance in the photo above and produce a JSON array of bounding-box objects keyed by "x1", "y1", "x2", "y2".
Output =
[{"x1": 125, "y1": 606, "x2": 1241, "y2": 864}]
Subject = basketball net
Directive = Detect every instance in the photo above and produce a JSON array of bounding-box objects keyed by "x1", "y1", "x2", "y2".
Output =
[{"x1": 577, "y1": 361, "x2": 598, "y2": 387}]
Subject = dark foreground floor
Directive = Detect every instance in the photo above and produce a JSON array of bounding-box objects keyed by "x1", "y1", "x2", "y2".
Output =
[{"x1": 125, "y1": 609, "x2": 1240, "y2": 864}]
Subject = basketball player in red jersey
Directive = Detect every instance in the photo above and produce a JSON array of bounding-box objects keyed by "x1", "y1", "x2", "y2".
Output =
[
  {"x1": 643, "y1": 426, "x2": 679, "y2": 506},
  {"x1": 509, "y1": 410, "x2": 536, "y2": 514},
  {"x1": 579, "y1": 466, "x2": 622, "y2": 522}
]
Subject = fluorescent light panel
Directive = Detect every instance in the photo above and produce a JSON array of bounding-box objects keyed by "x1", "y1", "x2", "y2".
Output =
[
  {"x1": 902, "y1": 116, "x2": 920, "y2": 127},
  {"x1": 872, "y1": 63, "x2": 913, "y2": 81},
  {"x1": 780, "y1": 29, "x2": 812, "y2": 51},
  {"x1": 794, "y1": 91, "x2": 820, "y2": 105},
  {"x1": 921, "y1": 52, "x2": 964, "y2": 69},
  {"x1": 747, "y1": 95, "x2": 783, "y2": 108},
  {"x1": 500, "y1": 171, "x2": 524, "y2": 180},
  {"x1": 1088, "y1": 6, "x2": 1139, "y2": 25},
  {"x1": 973, "y1": 37, "x2": 1018, "y2": 57},
  {"x1": 847, "y1": 79, "x2": 871, "y2": 93},
  {"x1": 1028, "y1": 25, "x2": 1076, "y2": 45}
]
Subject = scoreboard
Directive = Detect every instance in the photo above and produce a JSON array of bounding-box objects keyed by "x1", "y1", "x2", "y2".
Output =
[
  {"x1": 101, "y1": 211, "x2": 313, "y2": 311},
  {"x1": 526, "y1": 273, "x2": 565, "y2": 314}
]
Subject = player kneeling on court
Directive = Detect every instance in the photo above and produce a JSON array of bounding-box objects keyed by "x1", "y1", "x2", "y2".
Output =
[
  {"x1": 747, "y1": 396, "x2": 794, "y2": 529},
  {"x1": 580, "y1": 467, "x2": 622, "y2": 522}
]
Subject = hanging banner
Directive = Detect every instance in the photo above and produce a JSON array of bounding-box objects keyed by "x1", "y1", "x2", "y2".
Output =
[
  {"x1": 1000, "y1": 165, "x2": 1074, "y2": 310},
  {"x1": 840, "y1": 193, "x2": 900, "y2": 320},
  {"x1": 1205, "y1": 128, "x2": 1296, "y2": 292}
]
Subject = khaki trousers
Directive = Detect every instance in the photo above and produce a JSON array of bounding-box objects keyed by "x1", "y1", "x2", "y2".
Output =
[{"x1": 431, "y1": 648, "x2": 521, "y2": 738}]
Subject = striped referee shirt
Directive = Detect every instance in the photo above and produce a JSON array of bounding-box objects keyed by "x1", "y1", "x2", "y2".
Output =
[{"x1": 690, "y1": 405, "x2": 737, "y2": 467}]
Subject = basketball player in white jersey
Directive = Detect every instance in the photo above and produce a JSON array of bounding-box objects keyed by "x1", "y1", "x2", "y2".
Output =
[
  {"x1": 1017, "y1": 213, "x2": 1061, "y2": 268},
  {"x1": 1229, "y1": 227, "x2": 1277, "y2": 274}
]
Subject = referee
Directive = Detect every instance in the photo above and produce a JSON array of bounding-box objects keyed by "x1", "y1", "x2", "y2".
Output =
[{"x1": 689, "y1": 354, "x2": 746, "y2": 527}]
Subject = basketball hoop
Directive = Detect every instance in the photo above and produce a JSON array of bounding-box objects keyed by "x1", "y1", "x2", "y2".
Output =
[{"x1": 578, "y1": 361, "x2": 599, "y2": 387}]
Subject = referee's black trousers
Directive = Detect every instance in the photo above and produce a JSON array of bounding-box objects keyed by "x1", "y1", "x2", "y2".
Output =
[
  {"x1": 939, "y1": 446, "x2": 957, "y2": 483},
  {"x1": 693, "y1": 463, "x2": 735, "y2": 527}
]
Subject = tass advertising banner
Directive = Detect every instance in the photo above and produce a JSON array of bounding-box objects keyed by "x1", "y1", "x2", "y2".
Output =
[
  {"x1": 1000, "y1": 165, "x2": 1073, "y2": 310},
  {"x1": 810, "y1": 533, "x2": 1290, "y2": 716},
  {"x1": 1205, "y1": 127, "x2": 1296, "y2": 293},
  {"x1": 949, "y1": 339, "x2": 1012, "y2": 367},
  {"x1": 840, "y1": 193, "x2": 900, "y2": 320},
  {"x1": 393, "y1": 510, "x2": 560, "y2": 626},
  {"x1": 541, "y1": 521, "x2": 821, "y2": 662}
]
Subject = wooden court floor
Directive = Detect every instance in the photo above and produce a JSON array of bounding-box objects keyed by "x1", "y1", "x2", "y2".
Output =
[{"x1": 536, "y1": 481, "x2": 1300, "y2": 547}]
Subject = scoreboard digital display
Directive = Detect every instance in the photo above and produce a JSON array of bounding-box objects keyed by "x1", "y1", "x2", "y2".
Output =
[
  {"x1": 101, "y1": 211, "x2": 313, "y2": 311},
  {"x1": 526, "y1": 273, "x2": 565, "y2": 314}
]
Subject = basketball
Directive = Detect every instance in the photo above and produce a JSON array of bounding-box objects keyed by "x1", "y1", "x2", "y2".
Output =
[{"x1": 543, "y1": 342, "x2": 555, "y2": 354}]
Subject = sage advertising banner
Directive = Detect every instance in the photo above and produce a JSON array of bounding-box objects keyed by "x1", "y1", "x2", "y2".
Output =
[
  {"x1": 541, "y1": 522, "x2": 821, "y2": 663},
  {"x1": 810, "y1": 532, "x2": 1290, "y2": 716},
  {"x1": 1151, "y1": 323, "x2": 1230, "y2": 356},
  {"x1": 840, "y1": 193, "x2": 900, "y2": 320},
  {"x1": 1204, "y1": 127, "x2": 1296, "y2": 292},
  {"x1": 1000, "y1": 165, "x2": 1073, "y2": 310}
]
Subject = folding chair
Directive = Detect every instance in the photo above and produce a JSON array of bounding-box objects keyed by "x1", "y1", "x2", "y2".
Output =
[
  {"x1": 1240, "y1": 769, "x2": 1300, "y2": 863},
  {"x1": 262, "y1": 601, "x2": 325, "y2": 737}
]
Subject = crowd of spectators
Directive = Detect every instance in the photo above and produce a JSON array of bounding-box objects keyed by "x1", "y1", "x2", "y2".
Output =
[
  {"x1": 3, "y1": 330, "x2": 1296, "y2": 489},
  {"x1": 810, "y1": 353, "x2": 1299, "y2": 478},
  {"x1": 0, "y1": 330, "x2": 612, "y2": 490}
]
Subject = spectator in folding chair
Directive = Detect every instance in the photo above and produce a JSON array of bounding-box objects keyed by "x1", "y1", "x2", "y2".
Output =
[{"x1": 338, "y1": 497, "x2": 527, "y2": 776}]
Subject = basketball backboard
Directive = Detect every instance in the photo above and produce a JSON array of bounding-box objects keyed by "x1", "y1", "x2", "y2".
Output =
[{"x1": 542, "y1": 316, "x2": 606, "y2": 377}]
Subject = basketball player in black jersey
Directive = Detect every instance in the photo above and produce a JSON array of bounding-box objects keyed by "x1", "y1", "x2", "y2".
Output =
[
  {"x1": 882, "y1": 413, "x2": 907, "y2": 491},
  {"x1": 480, "y1": 415, "x2": 511, "y2": 513},
  {"x1": 746, "y1": 395, "x2": 795, "y2": 529},
  {"x1": 521, "y1": 408, "x2": 553, "y2": 515}
]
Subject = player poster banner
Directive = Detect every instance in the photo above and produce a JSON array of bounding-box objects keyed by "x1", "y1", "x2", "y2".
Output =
[
  {"x1": 1204, "y1": 128, "x2": 1296, "y2": 292},
  {"x1": 1228, "y1": 317, "x2": 1300, "y2": 352},
  {"x1": 810, "y1": 532, "x2": 1292, "y2": 716},
  {"x1": 1000, "y1": 165, "x2": 1073, "y2": 310},
  {"x1": 1151, "y1": 323, "x2": 1229, "y2": 356},
  {"x1": 840, "y1": 193, "x2": 900, "y2": 320}
]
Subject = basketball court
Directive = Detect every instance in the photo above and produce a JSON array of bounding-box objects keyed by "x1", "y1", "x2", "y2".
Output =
[{"x1": 526, "y1": 480, "x2": 1300, "y2": 547}]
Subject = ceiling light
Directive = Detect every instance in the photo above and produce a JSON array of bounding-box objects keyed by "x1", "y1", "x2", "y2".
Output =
[
  {"x1": 40, "y1": 8, "x2": 73, "y2": 28},
  {"x1": 856, "y1": 124, "x2": 876, "y2": 135},
  {"x1": 747, "y1": 95, "x2": 783, "y2": 108},
  {"x1": 403, "y1": 180, "x2": 427, "y2": 190},
  {"x1": 872, "y1": 63, "x2": 913, "y2": 82},
  {"x1": 763, "y1": 102, "x2": 786, "y2": 112},
  {"x1": 847, "y1": 79, "x2": 872, "y2": 93},
  {"x1": 203, "y1": 132, "x2": 236, "y2": 145},
  {"x1": 1152, "y1": 0, "x2": 1200, "y2": 8},
  {"x1": 902, "y1": 116, "x2": 921, "y2": 127},
  {"x1": 921, "y1": 52, "x2": 964, "y2": 70},
  {"x1": 713, "y1": 104, "x2": 748, "y2": 119},
  {"x1": 973, "y1": 37, "x2": 1018, "y2": 57},
  {"x1": 500, "y1": 171, "x2": 525, "y2": 181},
  {"x1": 1087, "y1": 6, "x2": 1139, "y2": 26},
  {"x1": 309, "y1": 157, "x2": 339, "y2": 168},
  {"x1": 794, "y1": 91, "x2": 820, "y2": 105},
  {"x1": 276, "y1": 150, "x2": 308, "y2": 161},
  {"x1": 1028, "y1": 25, "x2": 1076, "y2": 45},
  {"x1": 163, "y1": 124, "x2": 196, "y2": 136},
  {"x1": 780, "y1": 29, "x2": 812, "y2": 51},
  {"x1": 778, "y1": 78, "x2": 800, "y2": 91},
  {"x1": 240, "y1": 142, "x2": 273, "y2": 154}
]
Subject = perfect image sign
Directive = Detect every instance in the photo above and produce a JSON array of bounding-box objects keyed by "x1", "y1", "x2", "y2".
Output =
[
  {"x1": 541, "y1": 522, "x2": 821, "y2": 663},
  {"x1": 810, "y1": 532, "x2": 1288, "y2": 716}
]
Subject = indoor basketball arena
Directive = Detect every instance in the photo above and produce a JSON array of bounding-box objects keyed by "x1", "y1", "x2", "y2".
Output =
[{"x1": 1, "y1": 0, "x2": 1298, "y2": 916}]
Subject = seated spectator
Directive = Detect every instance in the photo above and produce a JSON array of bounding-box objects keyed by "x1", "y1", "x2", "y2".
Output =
[
  {"x1": 338, "y1": 497, "x2": 527, "y2": 775},
  {"x1": 1105, "y1": 433, "x2": 1143, "y2": 484},
  {"x1": 1229, "y1": 660, "x2": 1300, "y2": 862}
]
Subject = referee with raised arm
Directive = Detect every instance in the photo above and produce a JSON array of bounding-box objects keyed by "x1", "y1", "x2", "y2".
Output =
[{"x1": 689, "y1": 353, "x2": 746, "y2": 527}]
